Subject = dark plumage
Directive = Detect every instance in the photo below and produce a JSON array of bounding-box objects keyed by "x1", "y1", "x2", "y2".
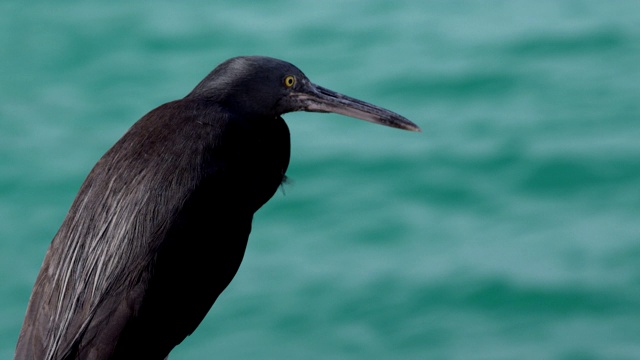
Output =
[{"x1": 15, "y1": 56, "x2": 420, "y2": 360}]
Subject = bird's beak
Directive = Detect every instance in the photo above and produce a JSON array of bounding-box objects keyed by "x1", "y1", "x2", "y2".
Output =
[{"x1": 291, "y1": 83, "x2": 421, "y2": 132}]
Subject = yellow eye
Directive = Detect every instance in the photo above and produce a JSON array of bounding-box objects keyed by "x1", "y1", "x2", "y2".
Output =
[{"x1": 283, "y1": 75, "x2": 296, "y2": 88}]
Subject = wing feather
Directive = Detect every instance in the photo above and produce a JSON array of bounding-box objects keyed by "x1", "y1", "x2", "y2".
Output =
[{"x1": 15, "y1": 101, "x2": 226, "y2": 360}]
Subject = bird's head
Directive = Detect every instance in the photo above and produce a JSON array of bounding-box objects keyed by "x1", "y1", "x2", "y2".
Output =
[{"x1": 187, "y1": 56, "x2": 420, "y2": 132}]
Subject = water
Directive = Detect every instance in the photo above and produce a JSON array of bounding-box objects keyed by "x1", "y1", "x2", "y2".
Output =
[{"x1": 1, "y1": 1, "x2": 640, "y2": 359}]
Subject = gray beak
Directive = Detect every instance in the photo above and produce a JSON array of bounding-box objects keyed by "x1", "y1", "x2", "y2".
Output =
[{"x1": 292, "y1": 83, "x2": 421, "y2": 132}]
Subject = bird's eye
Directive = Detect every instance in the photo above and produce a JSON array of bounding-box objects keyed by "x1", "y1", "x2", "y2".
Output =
[{"x1": 283, "y1": 75, "x2": 296, "y2": 88}]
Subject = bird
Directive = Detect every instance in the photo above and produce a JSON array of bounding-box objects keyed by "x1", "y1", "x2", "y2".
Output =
[{"x1": 15, "y1": 56, "x2": 420, "y2": 360}]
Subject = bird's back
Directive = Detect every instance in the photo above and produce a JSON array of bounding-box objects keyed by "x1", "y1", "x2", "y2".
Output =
[{"x1": 15, "y1": 99, "x2": 290, "y2": 359}]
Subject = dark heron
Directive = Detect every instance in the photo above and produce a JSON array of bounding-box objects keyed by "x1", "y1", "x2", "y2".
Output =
[{"x1": 15, "y1": 56, "x2": 420, "y2": 360}]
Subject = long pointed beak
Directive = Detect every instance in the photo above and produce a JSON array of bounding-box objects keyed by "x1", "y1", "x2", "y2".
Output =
[{"x1": 291, "y1": 83, "x2": 421, "y2": 132}]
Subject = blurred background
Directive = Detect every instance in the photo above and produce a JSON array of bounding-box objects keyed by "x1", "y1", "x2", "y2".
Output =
[{"x1": 1, "y1": 0, "x2": 639, "y2": 359}]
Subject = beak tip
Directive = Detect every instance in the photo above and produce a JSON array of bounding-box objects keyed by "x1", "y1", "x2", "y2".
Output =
[{"x1": 397, "y1": 120, "x2": 421, "y2": 133}]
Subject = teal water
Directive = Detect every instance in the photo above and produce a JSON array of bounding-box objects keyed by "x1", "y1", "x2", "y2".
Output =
[{"x1": 2, "y1": 1, "x2": 640, "y2": 359}]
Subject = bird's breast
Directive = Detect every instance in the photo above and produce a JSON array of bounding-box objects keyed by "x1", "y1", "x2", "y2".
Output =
[{"x1": 229, "y1": 116, "x2": 291, "y2": 213}]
